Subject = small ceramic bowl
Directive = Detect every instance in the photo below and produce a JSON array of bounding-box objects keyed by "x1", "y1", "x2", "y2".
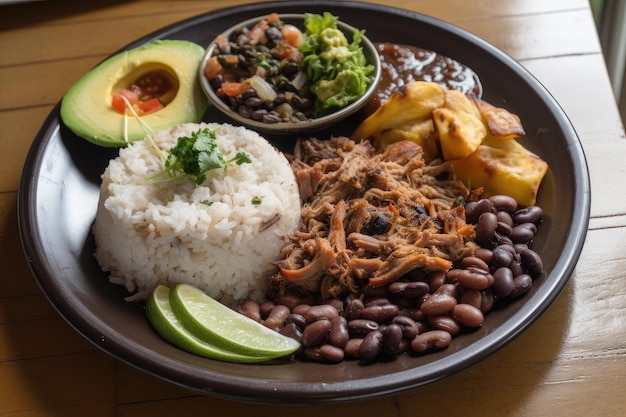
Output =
[{"x1": 198, "y1": 14, "x2": 381, "y2": 135}]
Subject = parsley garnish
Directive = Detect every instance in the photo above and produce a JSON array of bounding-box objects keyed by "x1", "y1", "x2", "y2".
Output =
[
  {"x1": 251, "y1": 196, "x2": 262, "y2": 205},
  {"x1": 148, "y1": 128, "x2": 251, "y2": 186}
]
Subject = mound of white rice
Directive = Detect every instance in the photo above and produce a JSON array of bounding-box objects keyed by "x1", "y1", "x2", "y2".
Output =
[{"x1": 93, "y1": 122, "x2": 301, "y2": 306}]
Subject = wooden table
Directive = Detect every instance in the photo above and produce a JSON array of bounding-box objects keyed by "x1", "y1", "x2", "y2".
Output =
[{"x1": 2, "y1": 0, "x2": 625, "y2": 415}]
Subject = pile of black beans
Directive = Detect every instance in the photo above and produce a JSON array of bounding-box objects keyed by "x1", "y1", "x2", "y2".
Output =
[
  {"x1": 239, "y1": 195, "x2": 545, "y2": 363},
  {"x1": 209, "y1": 22, "x2": 315, "y2": 124}
]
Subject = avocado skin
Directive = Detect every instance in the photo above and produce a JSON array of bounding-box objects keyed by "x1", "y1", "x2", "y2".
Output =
[{"x1": 60, "y1": 40, "x2": 208, "y2": 147}]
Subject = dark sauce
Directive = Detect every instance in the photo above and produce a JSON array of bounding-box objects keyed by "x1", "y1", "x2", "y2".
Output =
[{"x1": 362, "y1": 42, "x2": 483, "y2": 116}]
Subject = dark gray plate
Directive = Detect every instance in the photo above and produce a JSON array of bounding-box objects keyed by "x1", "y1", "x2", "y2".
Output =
[{"x1": 18, "y1": 0, "x2": 590, "y2": 404}]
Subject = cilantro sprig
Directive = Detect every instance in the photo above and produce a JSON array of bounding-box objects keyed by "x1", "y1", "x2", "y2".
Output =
[{"x1": 147, "y1": 128, "x2": 251, "y2": 186}]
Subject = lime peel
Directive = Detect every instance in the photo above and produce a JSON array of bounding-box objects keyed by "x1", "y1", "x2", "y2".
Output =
[
  {"x1": 146, "y1": 285, "x2": 289, "y2": 363},
  {"x1": 169, "y1": 283, "x2": 301, "y2": 357}
]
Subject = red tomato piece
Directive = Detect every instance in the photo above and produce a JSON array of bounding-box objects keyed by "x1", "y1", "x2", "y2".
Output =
[
  {"x1": 137, "y1": 98, "x2": 164, "y2": 115},
  {"x1": 204, "y1": 56, "x2": 223, "y2": 80},
  {"x1": 220, "y1": 81, "x2": 250, "y2": 97},
  {"x1": 281, "y1": 24, "x2": 303, "y2": 47},
  {"x1": 111, "y1": 89, "x2": 139, "y2": 114}
]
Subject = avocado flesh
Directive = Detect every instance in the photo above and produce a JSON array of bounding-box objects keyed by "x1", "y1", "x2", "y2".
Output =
[{"x1": 60, "y1": 40, "x2": 208, "y2": 147}]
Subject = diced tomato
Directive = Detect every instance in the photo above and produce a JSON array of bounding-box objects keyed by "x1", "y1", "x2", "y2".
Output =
[
  {"x1": 281, "y1": 24, "x2": 303, "y2": 47},
  {"x1": 267, "y1": 13, "x2": 280, "y2": 23},
  {"x1": 276, "y1": 43, "x2": 297, "y2": 60},
  {"x1": 248, "y1": 19, "x2": 269, "y2": 45},
  {"x1": 111, "y1": 89, "x2": 139, "y2": 114},
  {"x1": 137, "y1": 98, "x2": 164, "y2": 115},
  {"x1": 220, "y1": 81, "x2": 250, "y2": 97},
  {"x1": 204, "y1": 56, "x2": 223, "y2": 80}
]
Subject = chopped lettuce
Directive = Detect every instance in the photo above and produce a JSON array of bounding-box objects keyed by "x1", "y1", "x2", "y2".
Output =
[{"x1": 299, "y1": 12, "x2": 375, "y2": 116}]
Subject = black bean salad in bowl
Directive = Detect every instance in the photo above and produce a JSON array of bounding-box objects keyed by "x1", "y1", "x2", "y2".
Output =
[{"x1": 199, "y1": 12, "x2": 381, "y2": 134}]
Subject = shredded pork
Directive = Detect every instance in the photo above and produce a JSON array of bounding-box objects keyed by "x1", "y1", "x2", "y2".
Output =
[{"x1": 269, "y1": 137, "x2": 477, "y2": 300}]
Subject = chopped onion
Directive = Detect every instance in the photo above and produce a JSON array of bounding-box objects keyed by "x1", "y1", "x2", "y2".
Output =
[
  {"x1": 275, "y1": 102, "x2": 294, "y2": 119},
  {"x1": 290, "y1": 71, "x2": 308, "y2": 91},
  {"x1": 248, "y1": 74, "x2": 277, "y2": 102}
]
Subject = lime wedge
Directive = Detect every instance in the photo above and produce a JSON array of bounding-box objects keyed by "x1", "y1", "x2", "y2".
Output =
[
  {"x1": 169, "y1": 283, "x2": 301, "y2": 358},
  {"x1": 146, "y1": 285, "x2": 275, "y2": 363}
]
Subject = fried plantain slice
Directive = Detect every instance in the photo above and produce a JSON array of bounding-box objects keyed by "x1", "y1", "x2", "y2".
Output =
[
  {"x1": 472, "y1": 98, "x2": 526, "y2": 140},
  {"x1": 433, "y1": 90, "x2": 487, "y2": 160}
]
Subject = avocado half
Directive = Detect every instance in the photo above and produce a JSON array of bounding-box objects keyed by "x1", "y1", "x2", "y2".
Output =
[{"x1": 60, "y1": 40, "x2": 208, "y2": 147}]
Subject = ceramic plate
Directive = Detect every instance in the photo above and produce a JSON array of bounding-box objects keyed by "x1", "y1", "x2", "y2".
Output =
[{"x1": 18, "y1": 0, "x2": 590, "y2": 404}]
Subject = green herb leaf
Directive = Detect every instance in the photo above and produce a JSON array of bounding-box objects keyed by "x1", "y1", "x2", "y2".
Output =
[
  {"x1": 148, "y1": 128, "x2": 251, "y2": 186},
  {"x1": 251, "y1": 196, "x2": 262, "y2": 205}
]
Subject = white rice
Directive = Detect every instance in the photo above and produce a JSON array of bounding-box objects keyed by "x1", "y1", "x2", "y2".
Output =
[{"x1": 92, "y1": 122, "x2": 301, "y2": 306}]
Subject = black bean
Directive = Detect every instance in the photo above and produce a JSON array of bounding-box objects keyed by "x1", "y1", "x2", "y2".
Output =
[
  {"x1": 237, "y1": 105, "x2": 253, "y2": 118},
  {"x1": 520, "y1": 248, "x2": 544, "y2": 276},
  {"x1": 410, "y1": 330, "x2": 452, "y2": 353},
  {"x1": 292, "y1": 95, "x2": 313, "y2": 109},
  {"x1": 264, "y1": 26, "x2": 282, "y2": 45},
  {"x1": 262, "y1": 112, "x2": 281, "y2": 123},
  {"x1": 490, "y1": 195, "x2": 518, "y2": 212},
  {"x1": 279, "y1": 322, "x2": 303, "y2": 343},
  {"x1": 210, "y1": 73, "x2": 224, "y2": 90},
  {"x1": 459, "y1": 288, "x2": 482, "y2": 309},
  {"x1": 420, "y1": 292, "x2": 457, "y2": 315},
  {"x1": 474, "y1": 248, "x2": 493, "y2": 264},
  {"x1": 387, "y1": 281, "x2": 429, "y2": 299},
  {"x1": 302, "y1": 318, "x2": 332, "y2": 347},
  {"x1": 427, "y1": 315, "x2": 461, "y2": 335},
  {"x1": 510, "y1": 274, "x2": 533, "y2": 298},
  {"x1": 465, "y1": 199, "x2": 495, "y2": 224},
  {"x1": 303, "y1": 304, "x2": 338, "y2": 323},
  {"x1": 513, "y1": 206, "x2": 543, "y2": 224},
  {"x1": 447, "y1": 268, "x2": 492, "y2": 290},
  {"x1": 239, "y1": 299, "x2": 261, "y2": 322},
  {"x1": 343, "y1": 338, "x2": 364, "y2": 359},
  {"x1": 343, "y1": 296, "x2": 365, "y2": 321},
  {"x1": 427, "y1": 270, "x2": 446, "y2": 292},
  {"x1": 452, "y1": 303, "x2": 484, "y2": 327},
  {"x1": 285, "y1": 313, "x2": 307, "y2": 329},
  {"x1": 329, "y1": 316, "x2": 349, "y2": 347},
  {"x1": 492, "y1": 267, "x2": 515, "y2": 298},
  {"x1": 241, "y1": 88, "x2": 257, "y2": 99},
  {"x1": 281, "y1": 60, "x2": 299, "y2": 76},
  {"x1": 359, "y1": 330, "x2": 383, "y2": 361},
  {"x1": 510, "y1": 223, "x2": 536, "y2": 244},
  {"x1": 492, "y1": 245, "x2": 514, "y2": 267},
  {"x1": 274, "y1": 93, "x2": 287, "y2": 106},
  {"x1": 251, "y1": 108, "x2": 268, "y2": 121},
  {"x1": 293, "y1": 111, "x2": 308, "y2": 121},
  {"x1": 382, "y1": 324, "x2": 404, "y2": 356},
  {"x1": 480, "y1": 289, "x2": 495, "y2": 314},
  {"x1": 496, "y1": 221, "x2": 513, "y2": 236},
  {"x1": 461, "y1": 256, "x2": 490, "y2": 273},
  {"x1": 360, "y1": 304, "x2": 399, "y2": 323},
  {"x1": 509, "y1": 259, "x2": 525, "y2": 277},
  {"x1": 244, "y1": 96, "x2": 264, "y2": 107},
  {"x1": 319, "y1": 344, "x2": 345, "y2": 363},
  {"x1": 513, "y1": 243, "x2": 529, "y2": 253},
  {"x1": 391, "y1": 315, "x2": 420, "y2": 339},
  {"x1": 347, "y1": 319, "x2": 379, "y2": 337},
  {"x1": 496, "y1": 210, "x2": 515, "y2": 227},
  {"x1": 263, "y1": 304, "x2": 290, "y2": 331},
  {"x1": 476, "y1": 212, "x2": 498, "y2": 242},
  {"x1": 259, "y1": 301, "x2": 275, "y2": 319}
]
